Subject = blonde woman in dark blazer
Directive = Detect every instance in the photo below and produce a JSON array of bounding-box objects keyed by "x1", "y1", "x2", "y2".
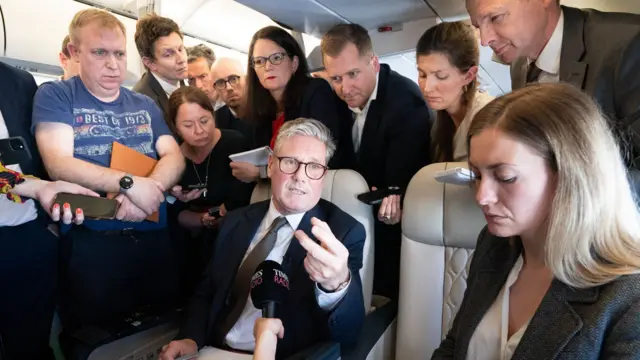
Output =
[{"x1": 432, "y1": 83, "x2": 640, "y2": 360}]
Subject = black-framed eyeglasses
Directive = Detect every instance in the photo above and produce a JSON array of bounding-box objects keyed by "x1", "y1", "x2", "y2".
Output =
[
  {"x1": 213, "y1": 75, "x2": 241, "y2": 90},
  {"x1": 251, "y1": 52, "x2": 289, "y2": 68},
  {"x1": 277, "y1": 156, "x2": 328, "y2": 180}
]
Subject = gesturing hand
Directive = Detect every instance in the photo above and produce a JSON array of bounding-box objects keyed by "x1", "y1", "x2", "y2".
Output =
[{"x1": 295, "y1": 217, "x2": 350, "y2": 291}]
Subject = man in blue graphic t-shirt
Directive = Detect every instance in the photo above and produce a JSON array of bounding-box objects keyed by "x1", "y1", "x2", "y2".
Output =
[{"x1": 32, "y1": 9, "x2": 185, "y2": 331}]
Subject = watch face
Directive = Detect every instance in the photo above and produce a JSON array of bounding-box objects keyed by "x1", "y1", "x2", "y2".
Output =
[{"x1": 120, "y1": 176, "x2": 134, "y2": 190}]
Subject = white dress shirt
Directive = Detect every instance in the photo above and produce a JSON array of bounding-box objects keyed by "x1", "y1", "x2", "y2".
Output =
[
  {"x1": 0, "y1": 109, "x2": 38, "y2": 227},
  {"x1": 225, "y1": 200, "x2": 351, "y2": 351},
  {"x1": 349, "y1": 73, "x2": 380, "y2": 152},
  {"x1": 529, "y1": 11, "x2": 564, "y2": 84},
  {"x1": 467, "y1": 255, "x2": 529, "y2": 360},
  {"x1": 214, "y1": 100, "x2": 225, "y2": 111},
  {"x1": 452, "y1": 90, "x2": 495, "y2": 161},
  {"x1": 151, "y1": 72, "x2": 179, "y2": 96}
]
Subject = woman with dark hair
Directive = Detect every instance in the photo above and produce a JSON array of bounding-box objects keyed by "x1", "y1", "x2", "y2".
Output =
[
  {"x1": 167, "y1": 87, "x2": 253, "y2": 293},
  {"x1": 229, "y1": 26, "x2": 348, "y2": 183},
  {"x1": 416, "y1": 20, "x2": 493, "y2": 162},
  {"x1": 377, "y1": 21, "x2": 493, "y2": 227},
  {"x1": 169, "y1": 86, "x2": 253, "y2": 226}
]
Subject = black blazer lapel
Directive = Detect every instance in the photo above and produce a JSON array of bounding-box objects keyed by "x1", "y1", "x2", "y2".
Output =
[
  {"x1": 559, "y1": 6, "x2": 588, "y2": 88},
  {"x1": 205, "y1": 201, "x2": 270, "y2": 338},
  {"x1": 455, "y1": 239, "x2": 523, "y2": 359},
  {"x1": 511, "y1": 281, "x2": 597, "y2": 359},
  {"x1": 357, "y1": 65, "x2": 388, "y2": 164}
]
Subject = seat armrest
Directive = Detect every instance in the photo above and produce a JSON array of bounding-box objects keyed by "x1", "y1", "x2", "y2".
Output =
[
  {"x1": 342, "y1": 300, "x2": 398, "y2": 360},
  {"x1": 285, "y1": 342, "x2": 340, "y2": 360}
]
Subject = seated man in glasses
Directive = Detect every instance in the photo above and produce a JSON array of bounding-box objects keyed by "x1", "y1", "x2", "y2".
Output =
[{"x1": 160, "y1": 118, "x2": 366, "y2": 359}]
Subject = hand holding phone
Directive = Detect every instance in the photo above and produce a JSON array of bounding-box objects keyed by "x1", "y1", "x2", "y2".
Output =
[
  {"x1": 53, "y1": 193, "x2": 120, "y2": 220},
  {"x1": 357, "y1": 186, "x2": 403, "y2": 205},
  {"x1": 207, "y1": 206, "x2": 221, "y2": 218},
  {"x1": 170, "y1": 185, "x2": 205, "y2": 203}
]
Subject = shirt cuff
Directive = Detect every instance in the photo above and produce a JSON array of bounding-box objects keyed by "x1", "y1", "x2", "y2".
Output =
[{"x1": 315, "y1": 272, "x2": 351, "y2": 311}]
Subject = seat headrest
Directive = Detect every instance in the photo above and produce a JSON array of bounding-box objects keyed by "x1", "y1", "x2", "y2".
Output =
[
  {"x1": 403, "y1": 162, "x2": 486, "y2": 249},
  {"x1": 306, "y1": 45, "x2": 324, "y2": 73}
]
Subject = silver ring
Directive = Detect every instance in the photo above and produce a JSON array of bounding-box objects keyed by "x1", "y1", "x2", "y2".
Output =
[{"x1": 382, "y1": 215, "x2": 390, "y2": 221}]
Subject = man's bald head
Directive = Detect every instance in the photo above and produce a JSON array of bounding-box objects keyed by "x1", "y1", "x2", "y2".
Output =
[
  {"x1": 211, "y1": 57, "x2": 245, "y2": 78},
  {"x1": 210, "y1": 57, "x2": 246, "y2": 110}
]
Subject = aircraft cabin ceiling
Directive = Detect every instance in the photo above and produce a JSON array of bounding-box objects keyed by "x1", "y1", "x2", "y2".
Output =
[{"x1": 81, "y1": 0, "x2": 289, "y2": 54}]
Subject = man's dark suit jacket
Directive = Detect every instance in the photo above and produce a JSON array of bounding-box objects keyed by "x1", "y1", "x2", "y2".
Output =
[
  {"x1": 511, "y1": 6, "x2": 640, "y2": 165},
  {"x1": 0, "y1": 61, "x2": 44, "y2": 178},
  {"x1": 251, "y1": 77, "x2": 351, "y2": 169},
  {"x1": 215, "y1": 105, "x2": 253, "y2": 148},
  {"x1": 334, "y1": 63, "x2": 432, "y2": 299},
  {"x1": 432, "y1": 227, "x2": 640, "y2": 360},
  {"x1": 339, "y1": 63, "x2": 432, "y2": 191},
  {"x1": 177, "y1": 199, "x2": 366, "y2": 359},
  {"x1": 132, "y1": 71, "x2": 183, "y2": 136}
]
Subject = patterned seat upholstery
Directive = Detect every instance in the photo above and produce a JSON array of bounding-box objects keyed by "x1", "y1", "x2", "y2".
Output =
[{"x1": 396, "y1": 162, "x2": 486, "y2": 359}]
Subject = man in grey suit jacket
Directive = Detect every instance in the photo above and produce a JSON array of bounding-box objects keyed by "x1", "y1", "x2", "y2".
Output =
[{"x1": 467, "y1": 0, "x2": 640, "y2": 167}]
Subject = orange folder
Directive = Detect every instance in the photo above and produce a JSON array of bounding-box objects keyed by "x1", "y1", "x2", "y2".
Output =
[{"x1": 109, "y1": 141, "x2": 159, "y2": 222}]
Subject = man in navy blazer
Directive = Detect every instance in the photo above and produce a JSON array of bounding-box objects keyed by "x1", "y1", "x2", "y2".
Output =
[
  {"x1": 160, "y1": 118, "x2": 366, "y2": 359},
  {"x1": 321, "y1": 23, "x2": 433, "y2": 300}
]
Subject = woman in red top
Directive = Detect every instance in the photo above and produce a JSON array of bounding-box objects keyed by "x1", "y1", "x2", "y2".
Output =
[{"x1": 229, "y1": 26, "x2": 349, "y2": 183}]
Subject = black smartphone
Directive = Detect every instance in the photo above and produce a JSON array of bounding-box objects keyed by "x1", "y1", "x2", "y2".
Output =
[
  {"x1": 208, "y1": 206, "x2": 221, "y2": 218},
  {"x1": 182, "y1": 183, "x2": 206, "y2": 193},
  {"x1": 0, "y1": 137, "x2": 32, "y2": 169},
  {"x1": 53, "y1": 193, "x2": 120, "y2": 220},
  {"x1": 357, "y1": 186, "x2": 403, "y2": 205}
]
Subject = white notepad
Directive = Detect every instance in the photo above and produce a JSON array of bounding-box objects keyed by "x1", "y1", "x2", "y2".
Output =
[
  {"x1": 434, "y1": 167, "x2": 475, "y2": 186},
  {"x1": 229, "y1": 146, "x2": 273, "y2": 166}
]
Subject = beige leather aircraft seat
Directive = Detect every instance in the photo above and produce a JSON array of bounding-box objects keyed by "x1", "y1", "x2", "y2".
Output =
[{"x1": 396, "y1": 162, "x2": 486, "y2": 359}]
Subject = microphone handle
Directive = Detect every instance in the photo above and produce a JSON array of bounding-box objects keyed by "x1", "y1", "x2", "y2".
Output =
[{"x1": 262, "y1": 301, "x2": 276, "y2": 318}]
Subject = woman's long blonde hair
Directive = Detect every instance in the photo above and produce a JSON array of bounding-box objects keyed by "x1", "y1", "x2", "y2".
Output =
[{"x1": 468, "y1": 83, "x2": 640, "y2": 288}]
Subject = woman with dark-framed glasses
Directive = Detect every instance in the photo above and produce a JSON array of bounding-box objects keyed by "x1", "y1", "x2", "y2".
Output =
[{"x1": 229, "y1": 26, "x2": 350, "y2": 185}]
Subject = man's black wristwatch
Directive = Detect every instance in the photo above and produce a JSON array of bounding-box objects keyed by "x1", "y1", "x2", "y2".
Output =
[{"x1": 119, "y1": 174, "x2": 134, "y2": 192}]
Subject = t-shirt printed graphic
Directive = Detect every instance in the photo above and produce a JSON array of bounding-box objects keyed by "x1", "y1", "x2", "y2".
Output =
[{"x1": 72, "y1": 108, "x2": 155, "y2": 159}]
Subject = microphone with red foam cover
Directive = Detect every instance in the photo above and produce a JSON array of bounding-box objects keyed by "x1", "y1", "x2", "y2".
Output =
[{"x1": 250, "y1": 260, "x2": 290, "y2": 318}]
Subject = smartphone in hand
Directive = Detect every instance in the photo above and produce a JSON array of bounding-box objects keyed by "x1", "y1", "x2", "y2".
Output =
[
  {"x1": 357, "y1": 186, "x2": 403, "y2": 205},
  {"x1": 53, "y1": 193, "x2": 120, "y2": 219},
  {"x1": 182, "y1": 183, "x2": 206, "y2": 193},
  {"x1": 208, "y1": 206, "x2": 221, "y2": 218}
]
